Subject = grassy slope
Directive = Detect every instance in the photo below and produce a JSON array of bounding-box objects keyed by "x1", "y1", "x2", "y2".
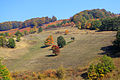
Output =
[{"x1": 0, "y1": 27, "x2": 116, "y2": 72}]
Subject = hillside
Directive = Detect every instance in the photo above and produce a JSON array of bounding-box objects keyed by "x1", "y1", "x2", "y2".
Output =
[
  {"x1": 0, "y1": 16, "x2": 57, "y2": 31},
  {"x1": 70, "y1": 9, "x2": 118, "y2": 27}
]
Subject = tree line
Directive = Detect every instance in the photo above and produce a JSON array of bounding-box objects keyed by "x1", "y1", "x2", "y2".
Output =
[{"x1": 0, "y1": 16, "x2": 57, "y2": 31}]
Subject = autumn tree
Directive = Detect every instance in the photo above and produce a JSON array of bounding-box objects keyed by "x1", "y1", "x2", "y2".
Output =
[
  {"x1": 0, "y1": 58, "x2": 12, "y2": 80},
  {"x1": 44, "y1": 35, "x2": 54, "y2": 46},
  {"x1": 76, "y1": 22, "x2": 81, "y2": 29},
  {"x1": 90, "y1": 20, "x2": 102, "y2": 30},
  {"x1": 52, "y1": 16, "x2": 57, "y2": 22},
  {"x1": 51, "y1": 45, "x2": 60, "y2": 56},
  {"x1": 65, "y1": 30, "x2": 69, "y2": 35}
]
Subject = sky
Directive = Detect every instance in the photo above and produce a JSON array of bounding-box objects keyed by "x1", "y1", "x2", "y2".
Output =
[{"x1": 0, "y1": 0, "x2": 120, "y2": 22}]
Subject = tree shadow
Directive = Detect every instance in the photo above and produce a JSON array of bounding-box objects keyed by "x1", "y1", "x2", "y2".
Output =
[
  {"x1": 40, "y1": 45, "x2": 49, "y2": 48},
  {"x1": 98, "y1": 45, "x2": 120, "y2": 58},
  {"x1": 45, "y1": 54, "x2": 57, "y2": 57},
  {"x1": 80, "y1": 72, "x2": 88, "y2": 79}
]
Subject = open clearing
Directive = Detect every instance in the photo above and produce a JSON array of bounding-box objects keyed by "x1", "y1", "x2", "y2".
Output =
[{"x1": 0, "y1": 27, "x2": 117, "y2": 72}]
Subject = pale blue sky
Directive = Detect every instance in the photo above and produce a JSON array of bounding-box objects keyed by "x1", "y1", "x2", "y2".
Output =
[{"x1": 0, "y1": 0, "x2": 119, "y2": 22}]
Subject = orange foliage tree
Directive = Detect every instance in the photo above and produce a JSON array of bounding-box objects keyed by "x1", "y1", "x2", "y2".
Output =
[
  {"x1": 44, "y1": 35, "x2": 54, "y2": 46},
  {"x1": 65, "y1": 30, "x2": 69, "y2": 35}
]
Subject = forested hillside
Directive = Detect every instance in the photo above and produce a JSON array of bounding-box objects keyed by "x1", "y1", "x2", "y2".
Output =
[
  {"x1": 70, "y1": 9, "x2": 118, "y2": 28},
  {"x1": 0, "y1": 16, "x2": 57, "y2": 31}
]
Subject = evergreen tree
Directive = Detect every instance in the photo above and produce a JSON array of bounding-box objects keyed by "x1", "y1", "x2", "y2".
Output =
[
  {"x1": 38, "y1": 27, "x2": 43, "y2": 33},
  {"x1": 57, "y1": 36, "x2": 66, "y2": 48},
  {"x1": 113, "y1": 30, "x2": 120, "y2": 47}
]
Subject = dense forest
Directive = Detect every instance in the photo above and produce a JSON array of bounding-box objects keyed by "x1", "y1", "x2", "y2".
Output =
[
  {"x1": 0, "y1": 16, "x2": 57, "y2": 31},
  {"x1": 70, "y1": 9, "x2": 120, "y2": 30}
]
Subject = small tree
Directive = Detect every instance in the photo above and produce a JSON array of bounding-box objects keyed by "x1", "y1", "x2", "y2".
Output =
[
  {"x1": 5, "y1": 32, "x2": 9, "y2": 37},
  {"x1": 0, "y1": 58, "x2": 12, "y2": 80},
  {"x1": 44, "y1": 35, "x2": 54, "y2": 46},
  {"x1": 15, "y1": 31, "x2": 23, "y2": 36},
  {"x1": 0, "y1": 36, "x2": 4, "y2": 47},
  {"x1": 38, "y1": 27, "x2": 43, "y2": 33},
  {"x1": 57, "y1": 36, "x2": 66, "y2": 48},
  {"x1": 88, "y1": 55, "x2": 115, "y2": 79},
  {"x1": 56, "y1": 66, "x2": 65, "y2": 80},
  {"x1": 0, "y1": 36, "x2": 7, "y2": 47},
  {"x1": 65, "y1": 30, "x2": 69, "y2": 35},
  {"x1": 113, "y1": 30, "x2": 120, "y2": 48},
  {"x1": 16, "y1": 35, "x2": 21, "y2": 42},
  {"x1": 24, "y1": 30, "x2": 28, "y2": 35},
  {"x1": 51, "y1": 45, "x2": 60, "y2": 56},
  {"x1": 8, "y1": 38, "x2": 15, "y2": 48}
]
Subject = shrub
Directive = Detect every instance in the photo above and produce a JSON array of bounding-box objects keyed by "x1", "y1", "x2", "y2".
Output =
[
  {"x1": 57, "y1": 36, "x2": 66, "y2": 48},
  {"x1": 38, "y1": 27, "x2": 42, "y2": 33},
  {"x1": 65, "y1": 30, "x2": 69, "y2": 35},
  {"x1": 44, "y1": 35, "x2": 54, "y2": 46},
  {"x1": 0, "y1": 58, "x2": 12, "y2": 80},
  {"x1": 16, "y1": 35, "x2": 21, "y2": 42},
  {"x1": 0, "y1": 36, "x2": 4, "y2": 47},
  {"x1": 5, "y1": 32, "x2": 9, "y2": 37},
  {"x1": 56, "y1": 66, "x2": 65, "y2": 80},
  {"x1": 88, "y1": 55, "x2": 115, "y2": 79},
  {"x1": 29, "y1": 29, "x2": 35, "y2": 34},
  {"x1": 0, "y1": 33, "x2": 5, "y2": 37},
  {"x1": 15, "y1": 31, "x2": 23, "y2": 36},
  {"x1": 24, "y1": 30, "x2": 28, "y2": 35},
  {"x1": 8, "y1": 38, "x2": 15, "y2": 48},
  {"x1": 51, "y1": 45, "x2": 60, "y2": 56},
  {"x1": 0, "y1": 36, "x2": 7, "y2": 47},
  {"x1": 113, "y1": 30, "x2": 120, "y2": 48}
]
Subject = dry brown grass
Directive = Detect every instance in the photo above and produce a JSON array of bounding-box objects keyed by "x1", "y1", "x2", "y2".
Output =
[{"x1": 0, "y1": 27, "x2": 117, "y2": 74}]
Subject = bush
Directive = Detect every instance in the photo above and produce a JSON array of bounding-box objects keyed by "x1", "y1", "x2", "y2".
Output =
[
  {"x1": 8, "y1": 38, "x2": 15, "y2": 48},
  {"x1": 56, "y1": 66, "x2": 65, "y2": 80},
  {"x1": 88, "y1": 55, "x2": 115, "y2": 79},
  {"x1": 16, "y1": 35, "x2": 21, "y2": 42},
  {"x1": 29, "y1": 29, "x2": 35, "y2": 34},
  {"x1": 0, "y1": 36, "x2": 7, "y2": 48},
  {"x1": 65, "y1": 30, "x2": 69, "y2": 35},
  {"x1": 57, "y1": 36, "x2": 66, "y2": 48},
  {"x1": 113, "y1": 30, "x2": 120, "y2": 48},
  {"x1": 0, "y1": 33, "x2": 5, "y2": 37},
  {"x1": 24, "y1": 30, "x2": 28, "y2": 35},
  {"x1": 0, "y1": 58, "x2": 12, "y2": 80},
  {"x1": 38, "y1": 27, "x2": 43, "y2": 33},
  {"x1": 5, "y1": 32, "x2": 9, "y2": 37},
  {"x1": 51, "y1": 45, "x2": 60, "y2": 56},
  {"x1": 15, "y1": 31, "x2": 23, "y2": 36}
]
